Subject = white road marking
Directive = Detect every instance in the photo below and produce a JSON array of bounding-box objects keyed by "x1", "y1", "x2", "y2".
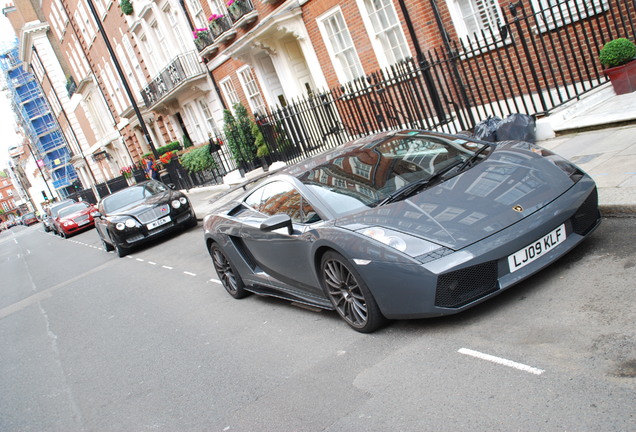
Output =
[
  {"x1": 147, "y1": 261, "x2": 157, "y2": 265},
  {"x1": 136, "y1": 258, "x2": 144, "y2": 262},
  {"x1": 162, "y1": 265, "x2": 173, "y2": 270},
  {"x1": 184, "y1": 271, "x2": 196, "y2": 276},
  {"x1": 458, "y1": 348, "x2": 545, "y2": 375},
  {"x1": 209, "y1": 279, "x2": 221, "y2": 284}
]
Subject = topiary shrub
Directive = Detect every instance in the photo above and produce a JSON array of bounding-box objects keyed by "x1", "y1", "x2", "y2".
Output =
[
  {"x1": 223, "y1": 104, "x2": 257, "y2": 164},
  {"x1": 252, "y1": 122, "x2": 269, "y2": 157},
  {"x1": 120, "y1": 0, "x2": 133, "y2": 15},
  {"x1": 180, "y1": 144, "x2": 217, "y2": 174},
  {"x1": 156, "y1": 141, "x2": 182, "y2": 155},
  {"x1": 599, "y1": 38, "x2": 636, "y2": 68}
]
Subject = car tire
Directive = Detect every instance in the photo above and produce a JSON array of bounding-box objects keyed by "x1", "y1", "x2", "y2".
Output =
[
  {"x1": 115, "y1": 242, "x2": 128, "y2": 258},
  {"x1": 320, "y1": 250, "x2": 386, "y2": 333},
  {"x1": 209, "y1": 243, "x2": 249, "y2": 299},
  {"x1": 101, "y1": 237, "x2": 114, "y2": 252},
  {"x1": 60, "y1": 231, "x2": 67, "y2": 239}
]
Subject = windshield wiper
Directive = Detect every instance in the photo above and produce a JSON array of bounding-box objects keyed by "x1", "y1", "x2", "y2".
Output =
[
  {"x1": 378, "y1": 160, "x2": 463, "y2": 206},
  {"x1": 457, "y1": 144, "x2": 491, "y2": 172}
]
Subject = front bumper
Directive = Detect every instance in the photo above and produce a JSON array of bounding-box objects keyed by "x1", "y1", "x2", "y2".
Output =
[
  {"x1": 366, "y1": 178, "x2": 601, "y2": 319},
  {"x1": 113, "y1": 208, "x2": 196, "y2": 247}
]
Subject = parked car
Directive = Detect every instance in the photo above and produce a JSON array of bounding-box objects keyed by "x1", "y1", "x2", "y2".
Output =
[
  {"x1": 43, "y1": 199, "x2": 75, "y2": 233},
  {"x1": 203, "y1": 129, "x2": 601, "y2": 333},
  {"x1": 56, "y1": 202, "x2": 99, "y2": 238},
  {"x1": 94, "y1": 180, "x2": 197, "y2": 257},
  {"x1": 21, "y1": 212, "x2": 39, "y2": 226}
]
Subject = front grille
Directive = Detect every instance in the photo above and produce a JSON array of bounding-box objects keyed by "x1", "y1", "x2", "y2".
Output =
[
  {"x1": 74, "y1": 214, "x2": 89, "y2": 222},
  {"x1": 435, "y1": 261, "x2": 499, "y2": 308},
  {"x1": 572, "y1": 188, "x2": 599, "y2": 235},
  {"x1": 137, "y1": 205, "x2": 170, "y2": 224}
]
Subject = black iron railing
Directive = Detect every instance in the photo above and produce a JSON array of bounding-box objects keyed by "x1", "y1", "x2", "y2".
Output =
[
  {"x1": 141, "y1": 51, "x2": 207, "y2": 107},
  {"x1": 227, "y1": 0, "x2": 255, "y2": 22},
  {"x1": 254, "y1": 0, "x2": 636, "y2": 166},
  {"x1": 209, "y1": 15, "x2": 234, "y2": 39}
]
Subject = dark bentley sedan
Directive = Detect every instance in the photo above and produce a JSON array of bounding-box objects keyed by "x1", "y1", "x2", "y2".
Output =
[
  {"x1": 95, "y1": 180, "x2": 197, "y2": 257},
  {"x1": 203, "y1": 130, "x2": 601, "y2": 333}
]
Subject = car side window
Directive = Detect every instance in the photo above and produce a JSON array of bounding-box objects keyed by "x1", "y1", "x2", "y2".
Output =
[{"x1": 250, "y1": 181, "x2": 320, "y2": 224}]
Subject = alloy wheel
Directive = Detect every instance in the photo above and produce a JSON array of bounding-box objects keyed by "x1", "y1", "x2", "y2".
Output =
[
  {"x1": 321, "y1": 251, "x2": 386, "y2": 333},
  {"x1": 210, "y1": 244, "x2": 249, "y2": 299}
]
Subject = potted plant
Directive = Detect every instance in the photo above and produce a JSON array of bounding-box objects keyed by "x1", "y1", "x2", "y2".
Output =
[
  {"x1": 599, "y1": 37, "x2": 636, "y2": 95},
  {"x1": 120, "y1": 0, "x2": 133, "y2": 15}
]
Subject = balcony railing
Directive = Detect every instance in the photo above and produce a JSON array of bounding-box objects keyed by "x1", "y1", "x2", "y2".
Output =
[
  {"x1": 208, "y1": 15, "x2": 234, "y2": 39},
  {"x1": 194, "y1": 31, "x2": 215, "y2": 51},
  {"x1": 141, "y1": 51, "x2": 207, "y2": 108},
  {"x1": 227, "y1": 0, "x2": 255, "y2": 22}
]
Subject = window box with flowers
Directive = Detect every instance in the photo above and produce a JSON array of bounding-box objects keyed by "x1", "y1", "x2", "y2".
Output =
[
  {"x1": 226, "y1": 0, "x2": 257, "y2": 27},
  {"x1": 208, "y1": 13, "x2": 229, "y2": 38},
  {"x1": 193, "y1": 28, "x2": 214, "y2": 51}
]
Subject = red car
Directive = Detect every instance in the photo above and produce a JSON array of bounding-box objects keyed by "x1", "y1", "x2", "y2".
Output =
[
  {"x1": 22, "y1": 212, "x2": 39, "y2": 226},
  {"x1": 56, "y1": 202, "x2": 99, "y2": 238}
]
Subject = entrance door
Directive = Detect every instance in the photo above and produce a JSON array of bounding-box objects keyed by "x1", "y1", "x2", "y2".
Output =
[{"x1": 283, "y1": 39, "x2": 316, "y2": 97}]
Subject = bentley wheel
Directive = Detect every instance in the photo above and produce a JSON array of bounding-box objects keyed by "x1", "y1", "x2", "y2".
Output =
[
  {"x1": 114, "y1": 242, "x2": 128, "y2": 258},
  {"x1": 320, "y1": 251, "x2": 386, "y2": 333},
  {"x1": 210, "y1": 244, "x2": 249, "y2": 299},
  {"x1": 102, "y1": 238, "x2": 114, "y2": 252}
]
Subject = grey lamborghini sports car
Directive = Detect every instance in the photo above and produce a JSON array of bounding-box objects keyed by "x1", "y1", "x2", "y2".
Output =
[{"x1": 203, "y1": 130, "x2": 601, "y2": 332}]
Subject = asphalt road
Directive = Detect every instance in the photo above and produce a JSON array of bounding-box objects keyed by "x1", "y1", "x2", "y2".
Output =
[{"x1": 1, "y1": 218, "x2": 634, "y2": 431}]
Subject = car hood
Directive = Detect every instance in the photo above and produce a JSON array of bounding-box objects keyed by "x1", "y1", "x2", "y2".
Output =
[
  {"x1": 108, "y1": 191, "x2": 174, "y2": 217},
  {"x1": 336, "y1": 142, "x2": 577, "y2": 250}
]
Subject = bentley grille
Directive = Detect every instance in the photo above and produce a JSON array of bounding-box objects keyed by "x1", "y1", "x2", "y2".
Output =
[{"x1": 137, "y1": 205, "x2": 170, "y2": 224}]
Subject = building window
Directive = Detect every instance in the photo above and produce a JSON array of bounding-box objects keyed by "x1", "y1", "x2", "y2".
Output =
[
  {"x1": 317, "y1": 8, "x2": 365, "y2": 84},
  {"x1": 359, "y1": 0, "x2": 411, "y2": 68},
  {"x1": 220, "y1": 77, "x2": 241, "y2": 109},
  {"x1": 198, "y1": 99, "x2": 220, "y2": 135},
  {"x1": 530, "y1": 0, "x2": 609, "y2": 32},
  {"x1": 186, "y1": 0, "x2": 208, "y2": 28},
  {"x1": 446, "y1": 0, "x2": 503, "y2": 42},
  {"x1": 184, "y1": 103, "x2": 206, "y2": 144},
  {"x1": 237, "y1": 66, "x2": 267, "y2": 116}
]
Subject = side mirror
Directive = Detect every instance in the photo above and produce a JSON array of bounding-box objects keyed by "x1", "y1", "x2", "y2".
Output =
[
  {"x1": 260, "y1": 214, "x2": 293, "y2": 235},
  {"x1": 92, "y1": 212, "x2": 103, "y2": 219}
]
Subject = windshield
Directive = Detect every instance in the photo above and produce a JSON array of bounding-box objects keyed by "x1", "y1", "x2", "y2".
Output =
[
  {"x1": 102, "y1": 181, "x2": 168, "y2": 214},
  {"x1": 58, "y1": 203, "x2": 89, "y2": 218},
  {"x1": 297, "y1": 133, "x2": 491, "y2": 215}
]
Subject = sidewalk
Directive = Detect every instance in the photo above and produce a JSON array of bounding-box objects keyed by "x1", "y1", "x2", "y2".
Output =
[{"x1": 185, "y1": 84, "x2": 636, "y2": 219}]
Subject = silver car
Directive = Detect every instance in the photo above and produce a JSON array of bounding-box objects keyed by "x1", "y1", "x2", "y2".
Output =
[{"x1": 203, "y1": 130, "x2": 600, "y2": 332}]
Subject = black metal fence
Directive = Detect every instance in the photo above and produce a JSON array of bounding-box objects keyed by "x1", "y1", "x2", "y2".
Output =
[{"x1": 255, "y1": 0, "x2": 636, "y2": 165}]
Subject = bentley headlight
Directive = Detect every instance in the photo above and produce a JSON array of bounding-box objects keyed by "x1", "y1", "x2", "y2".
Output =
[
  {"x1": 179, "y1": 197, "x2": 187, "y2": 205},
  {"x1": 116, "y1": 222, "x2": 125, "y2": 231},
  {"x1": 125, "y1": 218, "x2": 137, "y2": 228},
  {"x1": 171, "y1": 199, "x2": 181, "y2": 209}
]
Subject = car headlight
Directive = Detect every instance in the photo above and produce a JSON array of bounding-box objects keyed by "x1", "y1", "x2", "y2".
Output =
[
  {"x1": 171, "y1": 199, "x2": 181, "y2": 209},
  {"x1": 360, "y1": 227, "x2": 407, "y2": 251},
  {"x1": 179, "y1": 197, "x2": 187, "y2": 205},
  {"x1": 116, "y1": 218, "x2": 138, "y2": 230},
  {"x1": 530, "y1": 145, "x2": 584, "y2": 183},
  {"x1": 63, "y1": 221, "x2": 73, "y2": 227},
  {"x1": 357, "y1": 226, "x2": 443, "y2": 257}
]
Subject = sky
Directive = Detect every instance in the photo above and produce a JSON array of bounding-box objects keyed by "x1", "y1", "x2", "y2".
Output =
[{"x1": 0, "y1": 12, "x2": 20, "y2": 171}]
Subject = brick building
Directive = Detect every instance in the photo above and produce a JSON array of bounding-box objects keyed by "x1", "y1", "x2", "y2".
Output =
[{"x1": 2, "y1": 0, "x2": 634, "y2": 192}]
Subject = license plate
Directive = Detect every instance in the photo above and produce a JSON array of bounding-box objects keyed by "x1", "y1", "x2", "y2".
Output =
[
  {"x1": 508, "y1": 224, "x2": 566, "y2": 273},
  {"x1": 147, "y1": 215, "x2": 171, "y2": 230}
]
